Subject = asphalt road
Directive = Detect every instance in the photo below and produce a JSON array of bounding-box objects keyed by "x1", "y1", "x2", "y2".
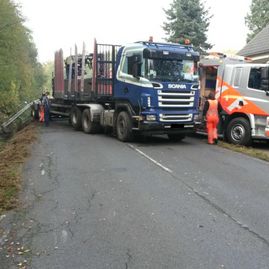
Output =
[{"x1": 1, "y1": 120, "x2": 269, "y2": 269}]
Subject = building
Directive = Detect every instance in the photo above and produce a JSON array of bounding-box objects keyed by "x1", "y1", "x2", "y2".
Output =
[{"x1": 238, "y1": 25, "x2": 269, "y2": 63}]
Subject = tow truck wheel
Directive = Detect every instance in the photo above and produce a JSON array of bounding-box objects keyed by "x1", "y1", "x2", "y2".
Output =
[
  {"x1": 116, "y1": 111, "x2": 133, "y2": 142},
  {"x1": 167, "y1": 134, "x2": 186, "y2": 142},
  {"x1": 226, "y1": 117, "x2": 252, "y2": 146},
  {"x1": 70, "y1": 107, "x2": 82, "y2": 130},
  {"x1": 82, "y1": 108, "x2": 99, "y2": 134}
]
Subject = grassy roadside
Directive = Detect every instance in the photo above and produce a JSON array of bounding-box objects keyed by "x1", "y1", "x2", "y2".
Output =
[
  {"x1": 218, "y1": 141, "x2": 269, "y2": 162},
  {"x1": 0, "y1": 124, "x2": 38, "y2": 213},
  {"x1": 0, "y1": 138, "x2": 5, "y2": 151}
]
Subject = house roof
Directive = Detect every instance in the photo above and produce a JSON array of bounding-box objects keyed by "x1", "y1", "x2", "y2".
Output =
[{"x1": 238, "y1": 24, "x2": 269, "y2": 57}]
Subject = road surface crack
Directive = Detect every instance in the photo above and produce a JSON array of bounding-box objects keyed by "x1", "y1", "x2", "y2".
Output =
[
  {"x1": 87, "y1": 191, "x2": 96, "y2": 210},
  {"x1": 125, "y1": 248, "x2": 132, "y2": 269}
]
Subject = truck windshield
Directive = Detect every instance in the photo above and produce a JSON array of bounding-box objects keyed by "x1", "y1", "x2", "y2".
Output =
[{"x1": 143, "y1": 58, "x2": 198, "y2": 83}]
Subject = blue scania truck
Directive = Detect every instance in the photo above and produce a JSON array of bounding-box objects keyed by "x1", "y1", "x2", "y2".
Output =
[{"x1": 51, "y1": 39, "x2": 200, "y2": 142}]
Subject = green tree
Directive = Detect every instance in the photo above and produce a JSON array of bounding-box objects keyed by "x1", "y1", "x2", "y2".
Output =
[
  {"x1": 245, "y1": 0, "x2": 269, "y2": 42},
  {"x1": 162, "y1": 0, "x2": 212, "y2": 53},
  {"x1": 42, "y1": 61, "x2": 54, "y2": 93},
  {"x1": 0, "y1": 0, "x2": 45, "y2": 122}
]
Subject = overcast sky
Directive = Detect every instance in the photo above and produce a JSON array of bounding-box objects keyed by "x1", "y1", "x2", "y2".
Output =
[{"x1": 16, "y1": 0, "x2": 252, "y2": 63}]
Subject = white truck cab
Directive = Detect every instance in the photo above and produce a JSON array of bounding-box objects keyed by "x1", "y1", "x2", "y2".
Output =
[{"x1": 199, "y1": 53, "x2": 269, "y2": 145}]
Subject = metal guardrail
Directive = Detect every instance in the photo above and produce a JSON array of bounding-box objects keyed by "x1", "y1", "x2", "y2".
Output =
[{"x1": 0, "y1": 100, "x2": 38, "y2": 134}]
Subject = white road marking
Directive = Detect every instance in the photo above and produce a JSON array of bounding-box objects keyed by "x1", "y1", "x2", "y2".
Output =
[{"x1": 128, "y1": 144, "x2": 173, "y2": 173}]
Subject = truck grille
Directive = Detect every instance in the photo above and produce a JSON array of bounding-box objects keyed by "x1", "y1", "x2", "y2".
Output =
[
  {"x1": 158, "y1": 90, "x2": 195, "y2": 107},
  {"x1": 159, "y1": 113, "x2": 193, "y2": 122}
]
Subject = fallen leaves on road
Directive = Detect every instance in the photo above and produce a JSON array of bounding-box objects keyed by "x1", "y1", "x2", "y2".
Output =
[{"x1": 0, "y1": 123, "x2": 38, "y2": 212}]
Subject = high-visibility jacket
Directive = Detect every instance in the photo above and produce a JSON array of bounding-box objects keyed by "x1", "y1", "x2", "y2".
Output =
[{"x1": 206, "y1": 99, "x2": 218, "y2": 121}]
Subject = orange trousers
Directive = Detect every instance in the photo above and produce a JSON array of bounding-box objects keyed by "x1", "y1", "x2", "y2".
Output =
[
  {"x1": 39, "y1": 106, "x2": 44, "y2": 122},
  {"x1": 206, "y1": 116, "x2": 219, "y2": 144}
]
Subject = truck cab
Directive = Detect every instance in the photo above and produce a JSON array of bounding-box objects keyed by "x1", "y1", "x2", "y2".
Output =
[
  {"x1": 198, "y1": 53, "x2": 269, "y2": 145},
  {"x1": 110, "y1": 41, "x2": 200, "y2": 140}
]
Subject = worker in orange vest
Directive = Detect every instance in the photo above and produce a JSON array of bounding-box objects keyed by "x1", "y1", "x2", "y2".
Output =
[
  {"x1": 203, "y1": 92, "x2": 221, "y2": 144},
  {"x1": 39, "y1": 93, "x2": 45, "y2": 122},
  {"x1": 39, "y1": 105, "x2": 44, "y2": 122}
]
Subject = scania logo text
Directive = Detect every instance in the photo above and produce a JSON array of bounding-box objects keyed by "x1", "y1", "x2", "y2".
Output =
[{"x1": 168, "y1": 84, "x2": 187, "y2": 89}]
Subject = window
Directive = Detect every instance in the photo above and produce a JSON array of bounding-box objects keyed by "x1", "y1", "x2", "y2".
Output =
[
  {"x1": 144, "y1": 58, "x2": 198, "y2": 82},
  {"x1": 121, "y1": 52, "x2": 143, "y2": 76},
  {"x1": 205, "y1": 66, "x2": 217, "y2": 90},
  {"x1": 248, "y1": 68, "x2": 262, "y2": 90},
  {"x1": 233, "y1": 67, "x2": 242, "y2": 87},
  {"x1": 120, "y1": 50, "x2": 199, "y2": 83},
  {"x1": 261, "y1": 67, "x2": 269, "y2": 91}
]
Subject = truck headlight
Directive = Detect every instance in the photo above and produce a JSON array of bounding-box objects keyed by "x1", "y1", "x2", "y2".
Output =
[
  {"x1": 146, "y1": 115, "x2": 156, "y2": 121},
  {"x1": 147, "y1": 96, "x2": 151, "y2": 107},
  {"x1": 141, "y1": 94, "x2": 152, "y2": 108}
]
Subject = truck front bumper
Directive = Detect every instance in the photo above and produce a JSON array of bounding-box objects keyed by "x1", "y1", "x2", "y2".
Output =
[{"x1": 135, "y1": 122, "x2": 195, "y2": 135}]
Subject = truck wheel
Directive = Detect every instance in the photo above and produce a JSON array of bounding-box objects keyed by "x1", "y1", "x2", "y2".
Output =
[
  {"x1": 167, "y1": 134, "x2": 185, "y2": 142},
  {"x1": 31, "y1": 107, "x2": 36, "y2": 120},
  {"x1": 226, "y1": 117, "x2": 252, "y2": 146},
  {"x1": 31, "y1": 105, "x2": 39, "y2": 121},
  {"x1": 70, "y1": 107, "x2": 82, "y2": 130},
  {"x1": 82, "y1": 108, "x2": 99, "y2": 134},
  {"x1": 116, "y1": 111, "x2": 133, "y2": 142}
]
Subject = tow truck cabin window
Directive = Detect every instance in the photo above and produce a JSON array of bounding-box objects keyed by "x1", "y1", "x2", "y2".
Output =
[
  {"x1": 248, "y1": 67, "x2": 262, "y2": 90},
  {"x1": 233, "y1": 67, "x2": 243, "y2": 87}
]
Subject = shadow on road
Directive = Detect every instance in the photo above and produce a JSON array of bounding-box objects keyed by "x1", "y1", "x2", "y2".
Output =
[
  {"x1": 46, "y1": 118, "x2": 269, "y2": 152},
  {"x1": 133, "y1": 135, "x2": 195, "y2": 147}
]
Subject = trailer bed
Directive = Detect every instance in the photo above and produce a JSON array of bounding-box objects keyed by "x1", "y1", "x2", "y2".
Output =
[{"x1": 53, "y1": 41, "x2": 121, "y2": 103}]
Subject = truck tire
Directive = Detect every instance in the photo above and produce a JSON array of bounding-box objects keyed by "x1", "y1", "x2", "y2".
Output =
[
  {"x1": 31, "y1": 107, "x2": 38, "y2": 120},
  {"x1": 70, "y1": 107, "x2": 82, "y2": 130},
  {"x1": 226, "y1": 117, "x2": 252, "y2": 146},
  {"x1": 116, "y1": 111, "x2": 133, "y2": 142},
  {"x1": 31, "y1": 103, "x2": 39, "y2": 121},
  {"x1": 167, "y1": 134, "x2": 185, "y2": 142},
  {"x1": 82, "y1": 108, "x2": 99, "y2": 134}
]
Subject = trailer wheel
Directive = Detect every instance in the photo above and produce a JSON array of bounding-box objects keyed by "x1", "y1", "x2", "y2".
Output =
[
  {"x1": 167, "y1": 134, "x2": 185, "y2": 142},
  {"x1": 226, "y1": 117, "x2": 252, "y2": 146},
  {"x1": 82, "y1": 108, "x2": 99, "y2": 134},
  {"x1": 116, "y1": 111, "x2": 133, "y2": 142},
  {"x1": 70, "y1": 107, "x2": 82, "y2": 130}
]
